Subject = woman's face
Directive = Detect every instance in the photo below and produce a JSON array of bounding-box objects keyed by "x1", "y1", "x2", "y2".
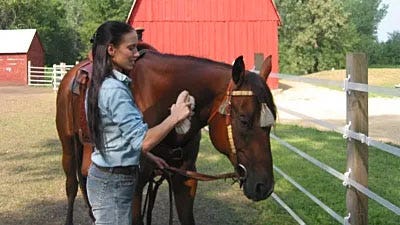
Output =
[{"x1": 108, "y1": 30, "x2": 139, "y2": 72}]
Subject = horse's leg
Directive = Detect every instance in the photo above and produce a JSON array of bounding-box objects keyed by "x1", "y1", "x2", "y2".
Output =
[
  {"x1": 132, "y1": 182, "x2": 145, "y2": 225},
  {"x1": 132, "y1": 163, "x2": 153, "y2": 225},
  {"x1": 61, "y1": 135, "x2": 78, "y2": 225},
  {"x1": 172, "y1": 174, "x2": 197, "y2": 225},
  {"x1": 173, "y1": 132, "x2": 201, "y2": 225}
]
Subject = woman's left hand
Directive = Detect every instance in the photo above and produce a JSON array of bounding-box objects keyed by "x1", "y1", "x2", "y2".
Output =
[{"x1": 145, "y1": 152, "x2": 169, "y2": 169}]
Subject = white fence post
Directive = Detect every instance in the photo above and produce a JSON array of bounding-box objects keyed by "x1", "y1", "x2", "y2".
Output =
[
  {"x1": 52, "y1": 64, "x2": 57, "y2": 90},
  {"x1": 28, "y1": 60, "x2": 31, "y2": 85}
]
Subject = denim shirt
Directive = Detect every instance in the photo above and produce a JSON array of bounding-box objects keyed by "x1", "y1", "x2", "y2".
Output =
[{"x1": 91, "y1": 69, "x2": 148, "y2": 167}]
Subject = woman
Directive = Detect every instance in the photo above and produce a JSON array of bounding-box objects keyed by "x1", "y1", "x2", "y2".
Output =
[{"x1": 86, "y1": 21, "x2": 191, "y2": 225}]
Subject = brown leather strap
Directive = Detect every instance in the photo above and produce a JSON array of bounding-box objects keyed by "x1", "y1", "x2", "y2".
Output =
[
  {"x1": 165, "y1": 166, "x2": 238, "y2": 181},
  {"x1": 142, "y1": 166, "x2": 239, "y2": 225}
]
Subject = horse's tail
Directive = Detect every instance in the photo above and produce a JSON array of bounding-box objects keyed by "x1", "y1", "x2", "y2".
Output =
[{"x1": 68, "y1": 59, "x2": 95, "y2": 220}]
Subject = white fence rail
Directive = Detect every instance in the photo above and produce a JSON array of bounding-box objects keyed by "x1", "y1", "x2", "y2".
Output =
[{"x1": 27, "y1": 61, "x2": 75, "y2": 90}]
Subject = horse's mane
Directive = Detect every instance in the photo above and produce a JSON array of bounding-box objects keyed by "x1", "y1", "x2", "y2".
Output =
[{"x1": 144, "y1": 50, "x2": 232, "y2": 71}]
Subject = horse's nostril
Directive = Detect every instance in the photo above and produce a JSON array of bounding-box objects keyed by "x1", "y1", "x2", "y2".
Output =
[
  {"x1": 256, "y1": 183, "x2": 268, "y2": 194},
  {"x1": 255, "y1": 182, "x2": 274, "y2": 197}
]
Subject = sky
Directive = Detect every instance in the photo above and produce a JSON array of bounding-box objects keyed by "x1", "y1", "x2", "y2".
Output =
[{"x1": 376, "y1": 0, "x2": 400, "y2": 42}]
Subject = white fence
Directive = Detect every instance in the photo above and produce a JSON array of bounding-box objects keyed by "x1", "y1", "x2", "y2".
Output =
[
  {"x1": 255, "y1": 53, "x2": 400, "y2": 225},
  {"x1": 27, "y1": 61, "x2": 75, "y2": 90}
]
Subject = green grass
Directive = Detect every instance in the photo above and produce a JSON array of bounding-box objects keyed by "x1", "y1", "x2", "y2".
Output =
[
  {"x1": 1, "y1": 86, "x2": 399, "y2": 224},
  {"x1": 270, "y1": 124, "x2": 400, "y2": 225}
]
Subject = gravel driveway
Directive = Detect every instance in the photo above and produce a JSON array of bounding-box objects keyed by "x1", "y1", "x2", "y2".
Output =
[{"x1": 273, "y1": 80, "x2": 400, "y2": 146}]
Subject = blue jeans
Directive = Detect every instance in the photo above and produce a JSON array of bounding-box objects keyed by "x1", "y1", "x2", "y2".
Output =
[{"x1": 87, "y1": 163, "x2": 138, "y2": 225}]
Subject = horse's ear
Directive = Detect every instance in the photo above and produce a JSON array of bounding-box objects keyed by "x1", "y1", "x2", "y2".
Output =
[
  {"x1": 232, "y1": 56, "x2": 245, "y2": 86},
  {"x1": 259, "y1": 55, "x2": 272, "y2": 80}
]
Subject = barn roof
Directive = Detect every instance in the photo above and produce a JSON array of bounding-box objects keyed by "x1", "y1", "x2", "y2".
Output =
[
  {"x1": 0, "y1": 29, "x2": 39, "y2": 54},
  {"x1": 126, "y1": 0, "x2": 281, "y2": 25}
]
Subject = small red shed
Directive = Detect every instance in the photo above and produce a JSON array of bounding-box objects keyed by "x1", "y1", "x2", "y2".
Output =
[
  {"x1": 127, "y1": 0, "x2": 281, "y2": 89},
  {"x1": 0, "y1": 29, "x2": 45, "y2": 85}
]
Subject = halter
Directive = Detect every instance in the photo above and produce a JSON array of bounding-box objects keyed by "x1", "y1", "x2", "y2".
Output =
[{"x1": 208, "y1": 80, "x2": 254, "y2": 177}]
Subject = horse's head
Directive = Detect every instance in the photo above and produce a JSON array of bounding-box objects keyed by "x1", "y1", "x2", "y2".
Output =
[{"x1": 208, "y1": 55, "x2": 276, "y2": 201}]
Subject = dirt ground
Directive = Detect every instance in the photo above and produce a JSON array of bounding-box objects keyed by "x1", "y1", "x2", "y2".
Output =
[{"x1": 273, "y1": 80, "x2": 400, "y2": 146}]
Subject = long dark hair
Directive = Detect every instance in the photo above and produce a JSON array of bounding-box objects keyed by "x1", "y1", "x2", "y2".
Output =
[{"x1": 87, "y1": 21, "x2": 134, "y2": 152}]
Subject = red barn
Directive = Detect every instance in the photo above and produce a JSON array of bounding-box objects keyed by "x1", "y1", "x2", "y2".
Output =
[
  {"x1": 126, "y1": 0, "x2": 281, "y2": 89},
  {"x1": 0, "y1": 29, "x2": 45, "y2": 85}
]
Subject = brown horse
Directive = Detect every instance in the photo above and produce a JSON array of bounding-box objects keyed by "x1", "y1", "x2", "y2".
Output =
[{"x1": 56, "y1": 49, "x2": 276, "y2": 225}]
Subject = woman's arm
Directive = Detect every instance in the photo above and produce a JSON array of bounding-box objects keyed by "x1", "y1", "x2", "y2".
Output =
[
  {"x1": 141, "y1": 91, "x2": 191, "y2": 168},
  {"x1": 141, "y1": 91, "x2": 191, "y2": 152}
]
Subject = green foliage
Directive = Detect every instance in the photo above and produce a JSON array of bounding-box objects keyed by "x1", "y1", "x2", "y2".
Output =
[
  {"x1": 342, "y1": 0, "x2": 390, "y2": 66},
  {"x1": 0, "y1": 0, "x2": 133, "y2": 64},
  {"x1": 343, "y1": 0, "x2": 388, "y2": 51},
  {"x1": 377, "y1": 32, "x2": 400, "y2": 65},
  {"x1": 74, "y1": 0, "x2": 134, "y2": 58},
  {"x1": 276, "y1": 0, "x2": 358, "y2": 74},
  {"x1": 276, "y1": 0, "x2": 394, "y2": 74},
  {"x1": 0, "y1": 0, "x2": 81, "y2": 65}
]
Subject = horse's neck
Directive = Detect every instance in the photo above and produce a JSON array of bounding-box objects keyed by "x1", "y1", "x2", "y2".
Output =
[{"x1": 133, "y1": 58, "x2": 231, "y2": 128}]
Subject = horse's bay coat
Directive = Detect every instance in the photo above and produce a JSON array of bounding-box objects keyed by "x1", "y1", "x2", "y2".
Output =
[{"x1": 56, "y1": 48, "x2": 276, "y2": 225}]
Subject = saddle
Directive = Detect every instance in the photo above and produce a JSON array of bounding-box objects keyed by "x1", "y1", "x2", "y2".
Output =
[{"x1": 72, "y1": 61, "x2": 93, "y2": 144}]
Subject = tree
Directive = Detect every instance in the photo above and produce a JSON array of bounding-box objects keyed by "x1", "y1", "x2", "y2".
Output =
[
  {"x1": 76, "y1": 0, "x2": 134, "y2": 58},
  {"x1": 343, "y1": 0, "x2": 388, "y2": 54},
  {"x1": 276, "y1": 0, "x2": 358, "y2": 74},
  {"x1": 0, "y1": 0, "x2": 16, "y2": 29},
  {"x1": 0, "y1": 0, "x2": 133, "y2": 64},
  {"x1": 1, "y1": 0, "x2": 81, "y2": 64},
  {"x1": 382, "y1": 31, "x2": 400, "y2": 65}
]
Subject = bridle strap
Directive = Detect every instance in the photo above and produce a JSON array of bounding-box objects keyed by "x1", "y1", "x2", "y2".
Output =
[{"x1": 207, "y1": 80, "x2": 254, "y2": 168}]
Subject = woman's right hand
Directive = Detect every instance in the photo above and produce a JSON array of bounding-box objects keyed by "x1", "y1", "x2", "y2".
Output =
[
  {"x1": 145, "y1": 152, "x2": 169, "y2": 169},
  {"x1": 170, "y1": 91, "x2": 191, "y2": 124}
]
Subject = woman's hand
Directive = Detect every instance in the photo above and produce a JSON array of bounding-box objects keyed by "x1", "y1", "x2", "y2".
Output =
[
  {"x1": 170, "y1": 91, "x2": 191, "y2": 124},
  {"x1": 145, "y1": 152, "x2": 169, "y2": 169}
]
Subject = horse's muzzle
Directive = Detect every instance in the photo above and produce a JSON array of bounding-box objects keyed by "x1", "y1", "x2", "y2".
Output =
[
  {"x1": 255, "y1": 182, "x2": 274, "y2": 200},
  {"x1": 243, "y1": 178, "x2": 274, "y2": 201}
]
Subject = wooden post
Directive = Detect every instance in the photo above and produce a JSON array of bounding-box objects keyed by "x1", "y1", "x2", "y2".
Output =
[
  {"x1": 346, "y1": 53, "x2": 368, "y2": 225},
  {"x1": 254, "y1": 53, "x2": 264, "y2": 71}
]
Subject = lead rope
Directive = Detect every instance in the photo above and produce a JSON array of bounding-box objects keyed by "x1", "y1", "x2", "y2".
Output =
[
  {"x1": 142, "y1": 167, "x2": 239, "y2": 225},
  {"x1": 142, "y1": 171, "x2": 175, "y2": 225},
  {"x1": 166, "y1": 172, "x2": 174, "y2": 225},
  {"x1": 142, "y1": 174, "x2": 166, "y2": 225}
]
